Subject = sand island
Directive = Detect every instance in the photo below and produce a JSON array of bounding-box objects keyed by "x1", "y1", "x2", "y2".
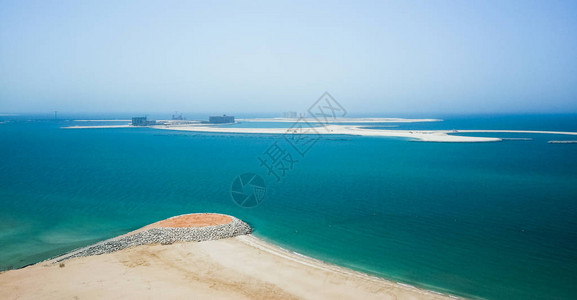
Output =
[{"x1": 63, "y1": 117, "x2": 577, "y2": 143}]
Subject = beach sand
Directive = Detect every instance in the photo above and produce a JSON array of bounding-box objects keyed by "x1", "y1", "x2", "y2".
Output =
[
  {"x1": 236, "y1": 117, "x2": 442, "y2": 123},
  {"x1": 154, "y1": 124, "x2": 502, "y2": 142},
  {"x1": 0, "y1": 214, "x2": 456, "y2": 300}
]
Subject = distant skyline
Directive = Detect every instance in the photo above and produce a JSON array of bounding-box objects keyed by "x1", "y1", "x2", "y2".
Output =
[{"x1": 1, "y1": 0, "x2": 576, "y2": 115}]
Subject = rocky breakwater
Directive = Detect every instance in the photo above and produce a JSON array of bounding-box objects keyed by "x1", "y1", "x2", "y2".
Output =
[{"x1": 54, "y1": 213, "x2": 252, "y2": 262}]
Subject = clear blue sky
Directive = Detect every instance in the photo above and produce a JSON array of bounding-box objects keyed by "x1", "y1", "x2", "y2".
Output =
[{"x1": 1, "y1": 0, "x2": 576, "y2": 115}]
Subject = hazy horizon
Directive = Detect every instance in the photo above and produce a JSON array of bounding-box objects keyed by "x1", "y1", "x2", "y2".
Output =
[{"x1": 1, "y1": 0, "x2": 576, "y2": 115}]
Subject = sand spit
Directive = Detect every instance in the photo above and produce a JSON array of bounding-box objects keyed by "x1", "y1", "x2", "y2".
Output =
[
  {"x1": 155, "y1": 125, "x2": 577, "y2": 143},
  {"x1": 237, "y1": 117, "x2": 442, "y2": 123},
  {"x1": 155, "y1": 124, "x2": 501, "y2": 142},
  {"x1": 0, "y1": 213, "x2": 460, "y2": 300}
]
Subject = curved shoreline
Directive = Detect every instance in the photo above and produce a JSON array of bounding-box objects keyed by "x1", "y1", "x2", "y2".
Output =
[
  {"x1": 236, "y1": 234, "x2": 462, "y2": 299},
  {"x1": 0, "y1": 213, "x2": 460, "y2": 299}
]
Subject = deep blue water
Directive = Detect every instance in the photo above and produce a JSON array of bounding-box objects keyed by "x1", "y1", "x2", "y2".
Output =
[{"x1": 1, "y1": 114, "x2": 576, "y2": 300}]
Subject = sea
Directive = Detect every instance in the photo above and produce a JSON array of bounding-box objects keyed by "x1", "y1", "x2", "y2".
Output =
[{"x1": 1, "y1": 114, "x2": 576, "y2": 300}]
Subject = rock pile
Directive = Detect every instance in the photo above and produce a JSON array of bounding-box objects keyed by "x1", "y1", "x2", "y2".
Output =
[{"x1": 55, "y1": 215, "x2": 251, "y2": 262}]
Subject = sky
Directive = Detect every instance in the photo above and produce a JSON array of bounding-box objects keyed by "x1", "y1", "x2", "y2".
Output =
[{"x1": 1, "y1": 0, "x2": 576, "y2": 116}]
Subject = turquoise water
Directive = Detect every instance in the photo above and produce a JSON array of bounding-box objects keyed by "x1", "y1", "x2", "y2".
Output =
[{"x1": 1, "y1": 115, "x2": 577, "y2": 299}]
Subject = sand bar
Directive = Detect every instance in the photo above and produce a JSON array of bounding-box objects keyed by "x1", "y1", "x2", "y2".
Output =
[
  {"x1": 154, "y1": 124, "x2": 501, "y2": 142},
  {"x1": 237, "y1": 117, "x2": 442, "y2": 123},
  {"x1": 154, "y1": 125, "x2": 577, "y2": 142},
  {"x1": 62, "y1": 121, "x2": 577, "y2": 143},
  {"x1": 0, "y1": 213, "x2": 458, "y2": 300}
]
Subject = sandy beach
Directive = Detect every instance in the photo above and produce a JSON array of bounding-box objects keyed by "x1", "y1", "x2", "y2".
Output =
[{"x1": 0, "y1": 214, "x2": 457, "y2": 300}]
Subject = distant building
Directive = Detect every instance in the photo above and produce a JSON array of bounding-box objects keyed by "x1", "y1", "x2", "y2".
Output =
[
  {"x1": 283, "y1": 111, "x2": 298, "y2": 118},
  {"x1": 131, "y1": 116, "x2": 157, "y2": 126},
  {"x1": 208, "y1": 115, "x2": 235, "y2": 124},
  {"x1": 132, "y1": 117, "x2": 147, "y2": 126}
]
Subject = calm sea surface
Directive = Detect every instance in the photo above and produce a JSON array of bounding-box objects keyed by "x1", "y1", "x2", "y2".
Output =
[{"x1": 1, "y1": 114, "x2": 576, "y2": 300}]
